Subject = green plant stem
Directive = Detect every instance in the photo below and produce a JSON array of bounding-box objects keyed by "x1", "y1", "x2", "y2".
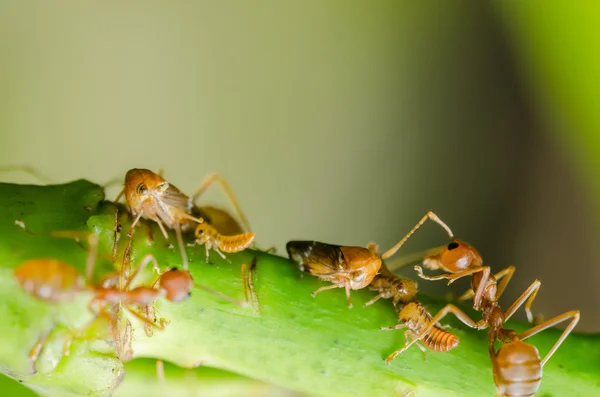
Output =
[{"x1": 0, "y1": 180, "x2": 598, "y2": 397}]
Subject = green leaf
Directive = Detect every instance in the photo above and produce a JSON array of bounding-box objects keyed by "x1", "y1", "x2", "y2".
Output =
[{"x1": 0, "y1": 181, "x2": 598, "y2": 397}]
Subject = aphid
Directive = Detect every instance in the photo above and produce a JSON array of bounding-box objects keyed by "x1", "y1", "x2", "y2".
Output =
[
  {"x1": 381, "y1": 301, "x2": 459, "y2": 362},
  {"x1": 116, "y1": 169, "x2": 254, "y2": 270},
  {"x1": 286, "y1": 241, "x2": 381, "y2": 308},
  {"x1": 364, "y1": 262, "x2": 418, "y2": 309},
  {"x1": 115, "y1": 168, "x2": 206, "y2": 270},
  {"x1": 188, "y1": 222, "x2": 255, "y2": 263}
]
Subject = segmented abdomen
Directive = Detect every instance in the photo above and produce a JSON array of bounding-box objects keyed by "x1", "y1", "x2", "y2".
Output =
[
  {"x1": 219, "y1": 232, "x2": 255, "y2": 253},
  {"x1": 420, "y1": 326, "x2": 459, "y2": 352},
  {"x1": 494, "y1": 341, "x2": 541, "y2": 397}
]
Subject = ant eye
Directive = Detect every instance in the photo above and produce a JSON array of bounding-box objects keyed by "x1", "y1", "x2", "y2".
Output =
[
  {"x1": 170, "y1": 267, "x2": 178, "y2": 271},
  {"x1": 136, "y1": 183, "x2": 148, "y2": 195},
  {"x1": 447, "y1": 242, "x2": 459, "y2": 250}
]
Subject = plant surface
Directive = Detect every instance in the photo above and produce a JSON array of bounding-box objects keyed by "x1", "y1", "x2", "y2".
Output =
[{"x1": 0, "y1": 180, "x2": 598, "y2": 397}]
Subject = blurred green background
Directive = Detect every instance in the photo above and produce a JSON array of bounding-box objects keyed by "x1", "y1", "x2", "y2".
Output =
[{"x1": 0, "y1": 1, "x2": 598, "y2": 395}]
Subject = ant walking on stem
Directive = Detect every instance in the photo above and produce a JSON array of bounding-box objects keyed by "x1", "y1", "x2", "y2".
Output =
[
  {"x1": 380, "y1": 211, "x2": 580, "y2": 396},
  {"x1": 13, "y1": 220, "x2": 195, "y2": 361}
]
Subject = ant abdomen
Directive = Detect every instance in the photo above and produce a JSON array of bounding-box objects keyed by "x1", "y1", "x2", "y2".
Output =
[
  {"x1": 493, "y1": 340, "x2": 541, "y2": 397},
  {"x1": 14, "y1": 259, "x2": 85, "y2": 302}
]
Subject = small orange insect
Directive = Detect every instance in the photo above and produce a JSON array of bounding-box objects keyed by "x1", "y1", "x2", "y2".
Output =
[
  {"x1": 364, "y1": 262, "x2": 418, "y2": 309},
  {"x1": 286, "y1": 241, "x2": 381, "y2": 308},
  {"x1": 188, "y1": 222, "x2": 255, "y2": 263},
  {"x1": 381, "y1": 301, "x2": 459, "y2": 362}
]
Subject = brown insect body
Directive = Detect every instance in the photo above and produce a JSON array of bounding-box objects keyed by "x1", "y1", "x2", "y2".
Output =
[
  {"x1": 124, "y1": 168, "x2": 204, "y2": 233},
  {"x1": 366, "y1": 263, "x2": 418, "y2": 309},
  {"x1": 399, "y1": 301, "x2": 459, "y2": 353},
  {"x1": 286, "y1": 241, "x2": 381, "y2": 308}
]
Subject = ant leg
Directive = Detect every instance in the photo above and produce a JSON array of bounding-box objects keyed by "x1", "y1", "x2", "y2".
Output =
[
  {"x1": 493, "y1": 265, "x2": 516, "y2": 301},
  {"x1": 190, "y1": 173, "x2": 251, "y2": 233},
  {"x1": 414, "y1": 265, "x2": 490, "y2": 309},
  {"x1": 385, "y1": 304, "x2": 480, "y2": 363},
  {"x1": 503, "y1": 279, "x2": 542, "y2": 323},
  {"x1": 414, "y1": 265, "x2": 482, "y2": 284},
  {"x1": 174, "y1": 223, "x2": 189, "y2": 271},
  {"x1": 382, "y1": 211, "x2": 455, "y2": 260},
  {"x1": 124, "y1": 254, "x2": 160, "y2": 290},
  {"x1": 458, "y1": 266, "x2": 516, "y2": 302},
  {"x1": 384, "y1": 245, "x2": 446, "y2": 272},
  {"x1": 363, "y1": 293, "x2": 385, "y2": 308},
  {"x1": 42, "y1": 230, "x2": 99, "y2": 283},
  {"x1": 517, "y1": 310, "x2": 580, "y2": 367}
]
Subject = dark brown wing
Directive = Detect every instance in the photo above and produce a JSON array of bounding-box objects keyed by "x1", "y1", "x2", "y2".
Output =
[{"x1": 286, "y1": 241, "x2": 345, "y2": 275}]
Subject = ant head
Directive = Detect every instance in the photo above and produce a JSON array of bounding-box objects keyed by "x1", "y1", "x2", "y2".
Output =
[
  {"x1": 124, "y1": 169, "x2": 165, "y2": 210},
  {"x1": 425, "y1": 240, "x2": 483, "y2": 272},
  {"x1": 158, "y1": 268, "x2": 194, "y2": 302}
]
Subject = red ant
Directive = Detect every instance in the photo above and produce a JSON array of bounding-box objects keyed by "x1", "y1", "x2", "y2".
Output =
[{"x1": 381, "y1": 211, "x2": 580, "y2": 395}]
